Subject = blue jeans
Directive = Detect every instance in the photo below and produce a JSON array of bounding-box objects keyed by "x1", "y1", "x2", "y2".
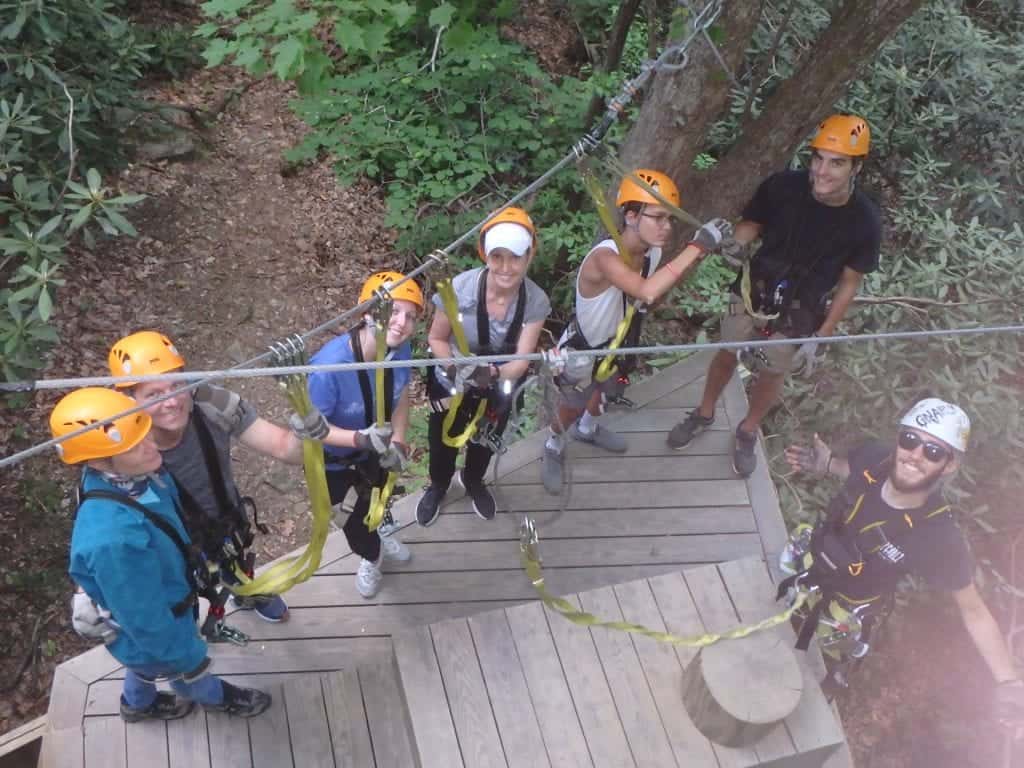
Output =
[{"x1": 122, "y1": 663, "x2": 225, "y2": 710}]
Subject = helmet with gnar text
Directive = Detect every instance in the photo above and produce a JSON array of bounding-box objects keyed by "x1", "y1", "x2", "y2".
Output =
[{"x1": 900, "y1": 398, "x2": 970, "y2": 453}]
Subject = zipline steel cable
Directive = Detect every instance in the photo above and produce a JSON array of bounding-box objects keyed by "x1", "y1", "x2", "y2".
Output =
[
  {"x1": 3, "y1": 323, "x2": 1023, "y2": 469},
  {"x1": 0, "y1": 0, "x2": 726, "y2": 468}
]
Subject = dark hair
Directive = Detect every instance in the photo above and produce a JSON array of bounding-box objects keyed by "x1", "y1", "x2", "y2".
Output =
[{"x1": 621, "y1": 202, "x2": 644, "y2": 216}]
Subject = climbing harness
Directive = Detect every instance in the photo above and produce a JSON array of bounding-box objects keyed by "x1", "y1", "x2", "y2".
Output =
[
  {"x1": 519, "y1": 516, "x2": 808, "y2": 645},
  {"x1": 228, "y1": 336, "x2": 334, "y2": 596},
  {"x1": 76, "y1": 488, "x2": 248, "y2": 646},
  {"x1": 434, "y1": 276, "x2": 488, "y2": 448}
]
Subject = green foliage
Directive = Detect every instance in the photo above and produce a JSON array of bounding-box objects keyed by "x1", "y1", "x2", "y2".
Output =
[{"x1": 0, "y1": 0, "x2": 157, "y2": 381}]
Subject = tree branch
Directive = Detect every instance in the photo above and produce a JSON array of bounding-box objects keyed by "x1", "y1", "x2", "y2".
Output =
[{"x1": 583, "y1": 0, "x2": 644, "y2": 128}]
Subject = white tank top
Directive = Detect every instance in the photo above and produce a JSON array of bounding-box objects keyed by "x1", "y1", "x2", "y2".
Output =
[{"x1": 570, "y1": 239, "x2": 662, "y2": 347}]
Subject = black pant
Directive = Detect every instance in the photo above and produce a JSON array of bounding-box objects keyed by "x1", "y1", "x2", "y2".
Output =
[
  {"x1": 428, "y1": 393, "x2": 512, "y2": 491},
  {"x1": 324, "y1": 466, "x2": 381, "y2": 562}
]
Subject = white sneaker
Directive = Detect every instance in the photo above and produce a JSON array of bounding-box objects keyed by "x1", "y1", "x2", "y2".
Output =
[
  {"x1": 379, "y1": 532, "x2": 411, "y2": 563},
  {"x1": 355, "y1": 558, "x2": 382, "y2": 599}
]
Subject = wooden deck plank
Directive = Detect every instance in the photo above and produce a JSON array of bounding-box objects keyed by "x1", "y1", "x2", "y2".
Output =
[
  {"x1": 48, "y1": 669, "x2": 89, "y2": 731},
  {"x1": 360, "y1": 659, "x2": 418, "y2": 768},
  {"x1": 167, "y1": 707, "x2": 211, "y2": 768},
  {"x1": 671, "y1": 565, "x2": 760, "y2": 768},
  {"x1": 603, "y1": 408, "x2": 733, "y2": 433},
  {"x1": 570, "y1": 430, "x2": 733, "y2": 458},
  {"x1": 715, "y1": 559, "x2": 799, "y2": 763},
  {"x1": 285, "y1": 564, "x2": 705, "y2": 607},
  {"x1": 248, "y1": 683, "x2": 294, "y2": 768},
  {"x1": 38, "y1": 726, "x2": 84, "y2": 768},
  {"x1": 322, "y1": 669, "x2": 374, "y2": 768},
  {"x1": 440, "y1": 479, "x2": 750, "y2": 514},
  {"x1": 646, "y1": 378, "x2": 708, "y2": 408},
  {"x1": 319, "y1": 534, "x2": 764, "y2": 575},
  {"x1": 224, "y1": 600, "x2": 515, "y2": 640},
  {"x1": 500, "y1": 454, "x2": 739, "y2": 485},
  {"x1": 430, "y1": 619, "x2": 508, "y2": 768},
  {"x1": 577, "y1": 586, "x2": 679, "y2": 768},
  {"x1": 392, "y1": 625, "x2": 465, "y2": 768},
  {"x1": 504, "y1": 602, "x2": 594, "y2": 768},
  {"x1": 82, "y1": 717, "x2": 125, "y2": 768},
  {"x1": 398, "y1": 506, "x2": 756, "y2": 543},
  {"x1": 205, "y1": 636, "x2": 391, "y2": 675},
  {"x1": 207, "y1": 710, "x2": 253, "y2": 768},
  {"x1": 544, "y1": 596, "x2": 635, "y2": 768},
  {"x1": 613, "y1": 577, "x2": 720, "y2": 767},
  {"x1": 281, "y1": 676, "x2": 334, "y2": 768},
  {"x1": 125, "y1": 720, "x2": 169, "y2": 768},
  {"x1": 468, "y1": 610, "x2": 551, "y2": 768}
]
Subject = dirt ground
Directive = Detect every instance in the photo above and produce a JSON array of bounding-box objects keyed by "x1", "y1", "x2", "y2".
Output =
[{"x1": 0, "y1": 28, "x2": 1013, "y2": 768}]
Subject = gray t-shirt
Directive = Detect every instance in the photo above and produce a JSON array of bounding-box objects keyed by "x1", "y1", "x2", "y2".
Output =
[
  {"x1": 432, "y1": 267, "x2": 551, "y2": 354},
  {"x1": 160, "y1": 384, "x2": 258, "y2": 521}
]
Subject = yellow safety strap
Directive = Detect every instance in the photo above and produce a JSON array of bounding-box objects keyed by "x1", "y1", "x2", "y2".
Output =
[
  {"x1": 230, "y1": 341, "x2": 332, "y2": 596},
  {"x1": 579, "y1": 165, "x2": 638, "y2": 384},
  {"x1": 364, "y1": 304, "x2": 394, "y2": 533},
  {"x1": 435, "y1": 277, "x2": 488, "y2": 448},
  {"x1": 520, "y1": 517, "x2": 808, "y2": 646}
]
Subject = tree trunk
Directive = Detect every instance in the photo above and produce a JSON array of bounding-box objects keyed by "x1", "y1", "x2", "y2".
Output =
[
  {"x1": 583, "y1": 0, "x2": 644, "y2": 129},
  {"x1": 687, "y1": 0, "x2": 926, "y2": 218},
  {"x1": 618, "y1": 0, "x2": 764, "y2": 178},
  {"x1": 618, "y1": 0, "x2": 926, "y2": 221}
]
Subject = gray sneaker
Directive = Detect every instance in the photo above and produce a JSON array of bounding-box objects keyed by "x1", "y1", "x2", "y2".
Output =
[
  {"x1": 732, "y1": 426, "x2": 757, "y2": 477},
  {"x1": 667, "y1": 409, "x2": 715, "y2": 450},
  {"x1": 569, "y1": 423, "x2": 627, "y2": 453},
  {"x1": 541, "y1": 445, "x2": 564, "y2": 495}
]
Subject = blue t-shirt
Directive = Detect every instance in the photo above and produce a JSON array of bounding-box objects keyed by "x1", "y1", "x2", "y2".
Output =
[
  {"x1": 308, "y1": 332, "x2": 412, "y2": 467},
  {"x1": 69, "y1": 469, "x2": 207, "y2": 673}
]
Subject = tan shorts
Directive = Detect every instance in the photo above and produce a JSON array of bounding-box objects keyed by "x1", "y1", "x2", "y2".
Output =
[{"x1": 720, "y1": 294, "x2": 798, "y2": 375}]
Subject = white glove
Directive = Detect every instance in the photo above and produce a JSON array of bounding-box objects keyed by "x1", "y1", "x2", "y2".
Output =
[
  {"x1": 289, "y1": 408, "x2": 329, "y2": 441},
  {"x1": 791, "y1": 334, "x2": 822, "y2": 376},
  {"x1": 542, "y1": 347, "x2": 568, "y2": 377},
  {"x1": 689, "y1": 218, "x2": 733, "y2": 253},
  {"x1": 379, "y1": 441, "x2": 409, "y2": 472},
  {"x1": 354, "y1": 423, "x2": 393, "y2": 454},
  {"x1": 71, "y1": 590, "x2": 120, "y2": 645}
]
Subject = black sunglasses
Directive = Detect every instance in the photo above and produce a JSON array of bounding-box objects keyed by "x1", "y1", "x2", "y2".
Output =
[{"x1": 897, "y1": 429, "x2": 951, "y2": 463}]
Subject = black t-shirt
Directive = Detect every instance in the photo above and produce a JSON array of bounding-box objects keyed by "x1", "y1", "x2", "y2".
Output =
[
  {"x1": 832, "y1": 441, "x2": 973, "y2": 601},
  {"x1": 730, "y1": 170, "x2": 882, "y2": 311}
]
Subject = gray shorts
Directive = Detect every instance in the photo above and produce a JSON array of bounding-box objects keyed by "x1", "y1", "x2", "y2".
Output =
[{"x1": 720, "y1": 294, "x2": 799, "y2": 375}]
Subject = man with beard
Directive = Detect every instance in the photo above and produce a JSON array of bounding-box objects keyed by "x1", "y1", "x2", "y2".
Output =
[{"x1": 781, "y1": 398, "x2": 1023, "y2": 723}]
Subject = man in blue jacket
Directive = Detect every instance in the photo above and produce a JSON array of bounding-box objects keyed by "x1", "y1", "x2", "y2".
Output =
[{"x1": 55, "y1": 387, "x2": 271, "y2": 721}]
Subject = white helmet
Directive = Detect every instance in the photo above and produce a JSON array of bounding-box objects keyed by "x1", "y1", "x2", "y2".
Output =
[{"x1": 900, "y1": 398, "x2": 970, "y2": 453}]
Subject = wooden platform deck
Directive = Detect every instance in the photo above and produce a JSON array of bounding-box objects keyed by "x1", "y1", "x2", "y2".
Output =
[{"x1": 36, "y1": 353, "x2": 853, "y2": 768}]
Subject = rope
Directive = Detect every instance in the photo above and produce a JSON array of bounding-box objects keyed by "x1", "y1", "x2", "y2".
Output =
[{"x1": 7, "y1": 322, "x2": 1021, "y2": 469}]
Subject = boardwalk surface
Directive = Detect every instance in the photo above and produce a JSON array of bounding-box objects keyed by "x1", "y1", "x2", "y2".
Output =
[{"x1": 37, "y1": 354, "x2": 853, "y2": 767}]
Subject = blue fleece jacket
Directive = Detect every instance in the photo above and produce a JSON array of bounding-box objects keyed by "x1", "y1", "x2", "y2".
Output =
[{"x1": 68, "y1": 469, "x2": 207, "y2": 673}]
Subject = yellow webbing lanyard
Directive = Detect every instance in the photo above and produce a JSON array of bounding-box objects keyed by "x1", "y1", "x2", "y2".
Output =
[
  {"x1": 230, "y1": 340, "x2": 332, "y2": 596},
  {"x1": 579, "y1": 164, "x2": 638, "y2": 384},
  {"x1": 436, "y1": 277, "x2": 488, "y2": 448},
  {"x1": 520, "y1": 517, "x2": 808, "y2": 645},
  {"x1": 364, "y1": 309, "x2": 395, "y2": 533}
]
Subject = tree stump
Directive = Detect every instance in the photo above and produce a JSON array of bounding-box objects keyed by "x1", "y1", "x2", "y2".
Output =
[{"x1": 681, "y1": 630, "x2": 804, "y2": 747}]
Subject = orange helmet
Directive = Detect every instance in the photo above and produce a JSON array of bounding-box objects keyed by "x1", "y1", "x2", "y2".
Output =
[
  {"x1": 108, "y1": 331, "x2": 185, "y2": 389},
  {"x1": 50, "y1": 388, "x2": 153, "y2": 464},
  {"x1": 359, "y1": 271, "x2": 424, "y2": 309},
  {"x1": 809, "y1": 114, "x2": 871, "y2": 157},
  {"x1": 616, "y1": 169, "x2": 681, "y2": 208},
  {"x1": 476, "y1": 207, "x2": 537, "y2": 261}
]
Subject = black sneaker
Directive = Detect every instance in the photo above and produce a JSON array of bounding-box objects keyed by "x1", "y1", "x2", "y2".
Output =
[
  {"x1": 667, "y1": 409, "x2": 715, "y2": 449},
  {"x1": 459, "y1": 471, "x2": 496, "y2": 521},
  {"x1": 732, "y1": 426, "x2": 757, "y2": 478},
  {"x1": 204, "y1": 682, "x2": 272, "y2": 718},
  {"x1": 120, "y1": 692, "x2": 195, "y2": 723},
  {"x1": 416, "y1": 485, "x2": 445, "y2": 527}
]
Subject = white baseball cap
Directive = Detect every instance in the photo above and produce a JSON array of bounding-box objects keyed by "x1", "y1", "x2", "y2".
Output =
[
  {"x1": 483, "y1": 222, "x2": 533, "y2": 258},
  {"x1": 900, "y1": 398, "x2": 970, "y2": 453}
]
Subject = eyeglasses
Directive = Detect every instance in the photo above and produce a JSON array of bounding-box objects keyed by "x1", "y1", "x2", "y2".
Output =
[
  {"x1": 640, "y1": 213, "x2": 674, "y2": 227},
  {"x1": 896, "y1": 429, "x2": 951, "y2": 463}
]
